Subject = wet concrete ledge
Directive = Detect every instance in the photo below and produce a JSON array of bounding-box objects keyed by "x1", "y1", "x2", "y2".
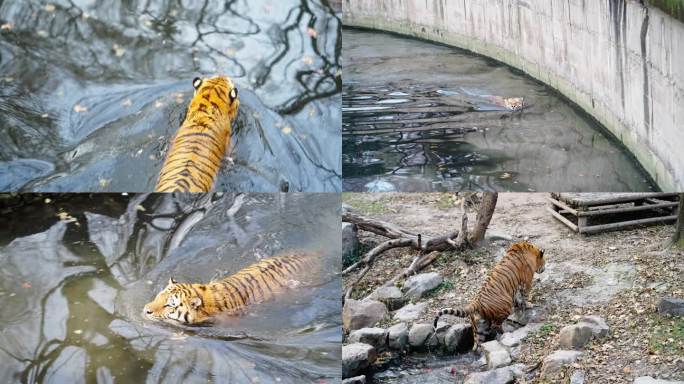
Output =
[{"x1": 343, "y1": 0, "x2": 684, "y2": 191}]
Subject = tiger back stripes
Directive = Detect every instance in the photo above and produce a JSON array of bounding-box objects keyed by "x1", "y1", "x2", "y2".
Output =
[
  {"x1": 155, "y1": 76, "x2": 239, "y2": 192},
  {"x1": 143, "y1": 252, "x2": 321, "y2": 325},
  {"x1": 433, "y1": 241, "x2": 545, "y2": 349}
]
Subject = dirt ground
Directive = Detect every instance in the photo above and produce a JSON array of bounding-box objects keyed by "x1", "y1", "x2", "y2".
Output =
[{"x1": 342, "y1": 192, "x2": 684, "y2": 383}]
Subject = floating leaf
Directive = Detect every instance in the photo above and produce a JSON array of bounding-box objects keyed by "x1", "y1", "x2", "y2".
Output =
[{"x1": 74, "y1": 104, "x2": 88, "y2": 113}]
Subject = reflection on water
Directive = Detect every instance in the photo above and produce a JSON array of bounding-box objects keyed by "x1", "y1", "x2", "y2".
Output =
[
  {"x1": 342, "y1": 29, "x2": 657, "y2": 192},
  {"x1": 0, "y1": 0, "x2": 341, "y2": 192},
  {"x1": 0, "y1": 193, "x2": 341, "y2": 383}
]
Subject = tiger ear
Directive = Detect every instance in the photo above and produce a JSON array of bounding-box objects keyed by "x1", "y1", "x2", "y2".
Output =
[
  {"x1": 192, "y1": 77, "x2": 202, "y2": 90},
  {"x1": 229, "y1": 87, "x2": 238, "y2": 101},
  {"x1": 190, "y1": 296, "x2": 202, "y2": 309},
  {"x1": 168, "y1": 277, "x2": 177, "y2": 285}
]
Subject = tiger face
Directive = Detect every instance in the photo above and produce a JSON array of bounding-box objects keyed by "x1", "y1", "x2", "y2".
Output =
[
  {"x1": 529, "y1": 244, "x2": 545, "y2": 273},
  {"x1": 190, "y1": 75, "x2": 240, "y2": 121},
  {"x1": 143, "y1": 278, "x2": 209, "y2": 325},
  {"x1": 503, "y1": 97, "x2": 524, "y2": 111}
]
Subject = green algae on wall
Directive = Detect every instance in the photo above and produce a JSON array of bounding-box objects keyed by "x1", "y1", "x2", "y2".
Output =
[{"x1": 649, "y1": 0, "x2": 684, "y2": 22}]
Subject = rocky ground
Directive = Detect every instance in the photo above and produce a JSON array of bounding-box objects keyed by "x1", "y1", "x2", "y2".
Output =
[{"x1": 341, "y1": 193, "x2": 684, "y2": 384}]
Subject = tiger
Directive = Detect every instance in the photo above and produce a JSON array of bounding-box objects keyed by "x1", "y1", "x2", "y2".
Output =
[
  {"x1": 433, "y1": 241, "x2": 545, "y2": 350},
  {"x1": 155, "y1": 75, "x2": 240, "y2": 192},
  {"x1": 143, "y1": 252, "x2": 320, "y2": 325}
]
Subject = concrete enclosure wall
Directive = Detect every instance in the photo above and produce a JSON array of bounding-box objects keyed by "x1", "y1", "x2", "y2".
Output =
[{"x1": 344, "y1": 0, "x2": 684, "y2": 191}]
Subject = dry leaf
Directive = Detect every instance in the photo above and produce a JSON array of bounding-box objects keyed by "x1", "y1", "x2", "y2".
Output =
[{"x1": 74, "y1": 104, "x2": 88, "y2": 113}]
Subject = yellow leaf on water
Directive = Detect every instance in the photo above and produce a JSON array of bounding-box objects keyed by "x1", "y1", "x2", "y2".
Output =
[
  {"x1": 307, "y1": 27, "x2": 317, "y2": 38},
  {"x1": 74, "y1": 104, "x2": 88, "y2": 113},
  {"x1": 281, "y1": 126, "x2": 292, "y2": 134},
  {"x1": 302, "y1": 56, "x2": 313, "y2": 65},
  {"x1": 121, "y1": 98, "x2": 132, "y2": 107},
  {"x1": 112, "y1": 43, "x2": 126, "y2": 57},
  {"x1": 99, "y1": 179, "x2": 110, "y2": 188},
  {"x1": 44, "y1": 4, "x2": 56, "y2": 12},
  {"x1": 36, "y1": 30, "x2": 48, "y2": 37},
  {"x1": 1, "y1": 23, "x2": 14, "y2": 30}
]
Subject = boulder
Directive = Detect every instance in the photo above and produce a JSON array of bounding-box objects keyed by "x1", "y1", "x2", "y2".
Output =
[
  {"x1": 402, "y1": 272, "x2": 442, "y2": 300},
  {"x1": 570, "y1": 370, "x2": 586, "y2": 384},
  {"x1": 408, "y1": 323, "x2": 437, "y2": 348},
  {"x1": 559, "y1": 315, "x2": 610, "y2": 349},
  {"x1": 481, "y1": 340, "x2": 511, "y2": 369},
  {"x1": 342, "y1": 222, "x2": 358, "y2": 260},
  {"x1": 369, "y1": 286, "x2": 406, "y2": 310},
  {"x1": 433, "y1": 321, "x2": 451, "y2": 344},
  {"x1": 633, "y1": 377, "x2": 684, "y2": 384},
  {"x1": 343, "y1": 299, "x2": 388, "y2": 332},
  {"x1": 507, "y1": 306, "x2": 547, "y2": 325},
  {"x1": 342, "y1": 343, "x2": 377, "y2": 378},
  {"x1": 342, "y1": 375, "x2": 366, "y2": 384},
  {"x1": 464, "y1": 365, "x2": 518, "y2": 384},
  {"x1": 558, "y1": 323, "x2": 594, "y2": 350},
  {"x1": 579, "y1": 315, "x2": 610, "y2": 338},
  {"x1": 657, "y1": 297, "x2": 684, "y2": 316},
  {"x1": 500, "y1": 322, "x2": 542, "y2": 347},
  {"x1": 444, "y1": 324, "x2": 473, "y2": 353},
  {"x1": 387, "y1": 323, "x2": 409, "y2": 350},
  {"x1": 541, "y1": 350, "x2": 583, "y2": 376},
  {"x1": 348, "y1": 328, "x2": 387, "y2": 350},
  {"x1": 393, "y1": 302, "x2": 427, "y2": 322}
]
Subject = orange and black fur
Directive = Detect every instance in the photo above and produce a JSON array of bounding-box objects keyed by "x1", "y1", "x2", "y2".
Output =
[
  {"x1": 143, "y1": 252, "x2": 320, "y2": 325},
  {"x1": 433, "y1": 241, "x2": 545, "y2": 350},
  {"x1": 155, "y1": 76, "x2": 239, "y2": 192}
]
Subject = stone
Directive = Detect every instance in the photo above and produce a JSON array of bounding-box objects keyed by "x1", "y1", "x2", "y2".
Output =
[
  {"x1": 507, "y1": 306, "x2": 547, "y2": 325},
  {"x1": 387, "y1": 323, "x2": 409, "y2": 350},
  {"x1": 500, "y1": 322, "x2": 542, "y2": 347},
  {"x1": 481, "y1": 340, "x2": 511, "y2": 369},
  {"x1": 657, "y1": 297, "x2": 684, "y2": 316},
  {"x1": 348, "y1": 328, "x2": 387, "y2": 350},
  {"x1": 393, "y1": 302, "x2": 427, "y2": 322},
  {"x1": 463, "y1": 366, "x2": 514, "y2": 384},
  {"x1": 369, "y1": 286, "x2": 406, "y2": 310},
  {"x1": 579, "y1": 315, "x2": 610, "y2": 337},
  {"x1": 342, "y1": 343, "x2": 377, "y2": 378},
  {"x1": 342, "y1": 375, "x2": 367, "y2": 384},
  {"x1": 558, "y1": 323, "x2": 594, "y2": 349},
  {"x1": 402, "y1": 272, "x2": 442, "y2": 300},
  {"x1": 444, "y1": 324, "x2": 473, "y2": 352},
  {"x1": 408, "y1": 323, "x2": 437, "y2": 348},
  {"x1": 570, "y1": 370, "x2": 586, "y2": 384},
  {"x1": 342, "y1": 223, "x2": 358, "y2": 259},
  {"x1": 433, "y1": 321, "x2": 451, "y2": 344},
  {"x1": 541, "y1": 350, "x2": 583, "y2": 376},
  {"x1": 633, "y1": 377, "x2": 684, "y2": 384},
  {"x1": 343, "y1": 299, "x2": 388, "y2": 332}
]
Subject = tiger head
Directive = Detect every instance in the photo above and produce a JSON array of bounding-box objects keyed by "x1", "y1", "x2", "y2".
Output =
[
  {"x1": 503, "y1": 97, "x2": 524, "y2": 111},
  {"x1": 143, "y1": 278, "x2": 210, "y2": 325},
  {"x1": 510, "y1": 241, "x2": 545, "y2": 273},
  {"x1": 190, "y1": 75, "x2": 240, "y2": 121}
]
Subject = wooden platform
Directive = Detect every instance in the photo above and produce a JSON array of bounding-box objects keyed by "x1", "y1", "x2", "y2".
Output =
[{"x1": 547, "y1": 193, "x2": 679, "y2": 234}]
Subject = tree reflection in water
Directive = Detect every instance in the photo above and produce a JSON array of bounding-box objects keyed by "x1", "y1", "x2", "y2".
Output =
[{"x1": 0, "y1": 0, "x2": 341, "y2": 192}]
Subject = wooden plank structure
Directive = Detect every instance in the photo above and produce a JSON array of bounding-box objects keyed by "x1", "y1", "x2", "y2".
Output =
[{"x1": 547, "y1": 193, "x2": 680, "y2": 234}]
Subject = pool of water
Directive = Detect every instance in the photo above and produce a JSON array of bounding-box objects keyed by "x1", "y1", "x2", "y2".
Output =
[
  {"x1": 0, "y1": 193, "x2": 341, "y2": 383},
  {"x1": 342, "y1": 29, "x2": 657, "y2": 192},
  {"x1": 0, "y1": 0, "x2": 341, "y2": 192}
]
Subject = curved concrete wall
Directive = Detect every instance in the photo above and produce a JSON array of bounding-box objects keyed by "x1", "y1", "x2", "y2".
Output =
[{"x1": 343, "y1": 0, "x2": 684, "y2": 191}]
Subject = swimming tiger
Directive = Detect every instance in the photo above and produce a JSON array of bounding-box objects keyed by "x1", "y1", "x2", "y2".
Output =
[
  {"x1": 143, "y1": 252, "x2": 320, "y2": 325},
  {"x1": 433, "y1": 241, "x2": 545, "y2": 350},
  {"x1": 155, "y1": 76, "x2": 240, "y2": 192},
  {"x1": 484, "y1": 95, "x2": 524, "y2": 111}
]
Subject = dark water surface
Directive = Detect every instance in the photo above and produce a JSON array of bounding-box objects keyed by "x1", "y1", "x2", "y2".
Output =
[
  {"x1": 0, "y1": 193, "x2": 341, "y2": 383},
  {"x1": 342, "y1": 29, "x2": 657, "y2": 192},
  {"x1": 0, "y1": 0, "x2": 341, "y2": 192}
]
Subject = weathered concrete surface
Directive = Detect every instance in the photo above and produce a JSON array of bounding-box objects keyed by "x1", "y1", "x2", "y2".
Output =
[{"x1": 344, "y1": 0, "x2": 684, "y2": 191}]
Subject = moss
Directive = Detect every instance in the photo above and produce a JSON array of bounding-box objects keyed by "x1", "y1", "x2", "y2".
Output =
[
  {"x1": 649, "y1": 0, "x2": 684, "y2": 22},
  {"x1": 649, "y1": 316, "x2": 684, "y2": 355},
  {"x1": 342, "y1": 193, "x2": 392, "y2": 214}
]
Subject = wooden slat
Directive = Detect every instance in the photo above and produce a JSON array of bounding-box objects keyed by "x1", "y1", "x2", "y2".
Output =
[
  {"x1": 546, "y1": 196, "x2": 579, "y2": 216},
  {"x1": 546, "y1": 207, "x2": 579, "y2": 232},
  {"x1": 555, "y1": 193, "x2": 678, "y2": 208},
  {"x1": 578, "y1": 201, "x2": 679, "y2": 216},
  {"x1": 579, "y1": 215, "x2": 678, "y2": 234}
]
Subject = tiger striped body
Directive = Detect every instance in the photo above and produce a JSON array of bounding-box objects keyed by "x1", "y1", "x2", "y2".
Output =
[
  {"x1": 433, "y1": 241, "x2": 545, "y2": 350},
  {"x1": 155, "y1": 76, "x2": 239, "y2": 192},
  {"x1": 143, "y1": 252, "x2": 320, "y2": 325}
]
